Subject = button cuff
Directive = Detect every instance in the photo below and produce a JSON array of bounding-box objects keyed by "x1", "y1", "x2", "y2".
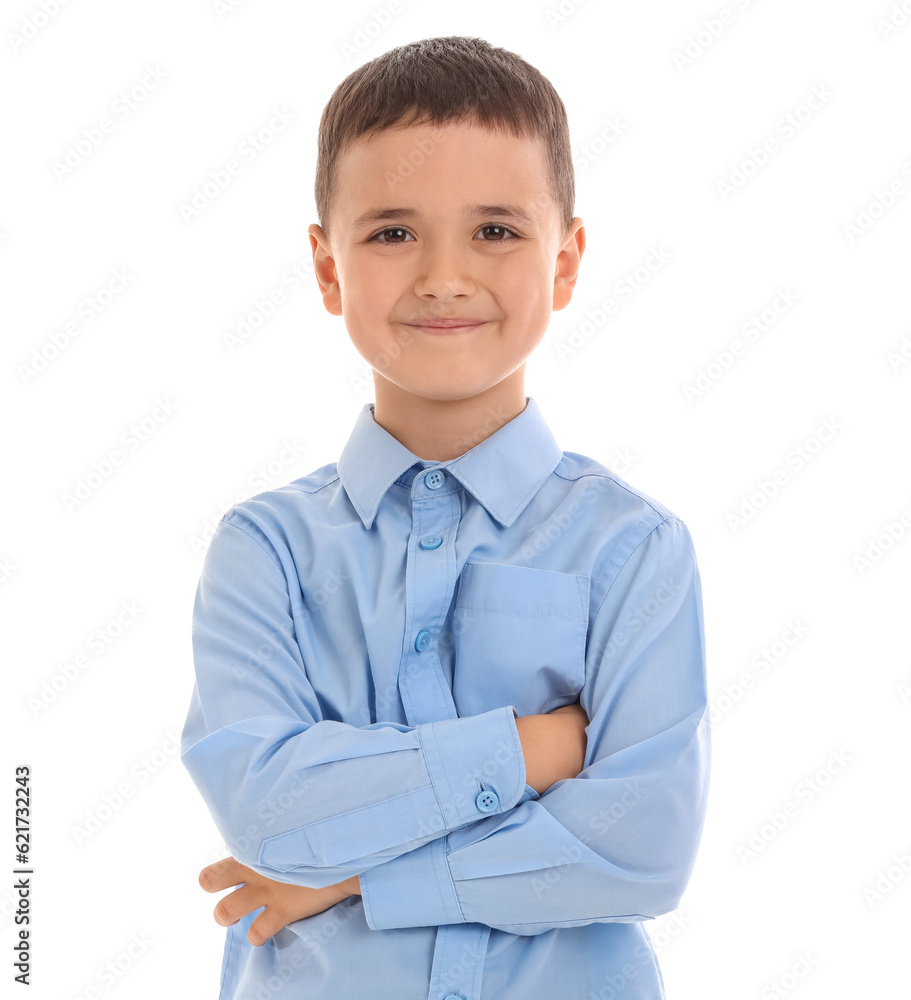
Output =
[{"x1": 475, "y1": 790, "x2": 499, "y2": 813}]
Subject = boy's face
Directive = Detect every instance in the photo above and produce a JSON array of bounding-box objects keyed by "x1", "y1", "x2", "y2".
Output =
[{"x1": 308, "y1": 120, "x2": 584, "y2": 408}]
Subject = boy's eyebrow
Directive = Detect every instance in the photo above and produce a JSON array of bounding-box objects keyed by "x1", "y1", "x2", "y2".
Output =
[{"x1": 350, "y1": 204, "x2": 536, "y2": 232}]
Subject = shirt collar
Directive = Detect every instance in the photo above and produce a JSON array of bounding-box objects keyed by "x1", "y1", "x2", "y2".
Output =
[{"x1": 337, "y1": 396, "x2": 563, "y2": 530}]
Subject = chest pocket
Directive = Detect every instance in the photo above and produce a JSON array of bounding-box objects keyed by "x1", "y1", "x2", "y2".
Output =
[{"x1": 451, "y1": 561, "x2": 590, "y2": 718}]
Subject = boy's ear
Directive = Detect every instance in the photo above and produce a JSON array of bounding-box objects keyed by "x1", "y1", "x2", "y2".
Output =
[
  {"x1": 308, "y1": 223, "x2": 343, "y2": 317},
  {"x1": 552, "y1": 218, "x2": 585, "y2": 313}
]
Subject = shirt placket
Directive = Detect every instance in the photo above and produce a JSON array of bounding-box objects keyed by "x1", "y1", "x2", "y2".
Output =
[
  {"x1": 398, "y1": 464, "x2": 490, "y2": 1000},
  {"x1": 398, "y1": 465, "x2": 461, "y2": 728}
]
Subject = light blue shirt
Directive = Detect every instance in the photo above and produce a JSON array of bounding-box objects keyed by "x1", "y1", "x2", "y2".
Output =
[{"x1": 181, "y1": 396, "x2": 710, "y2": 1000}]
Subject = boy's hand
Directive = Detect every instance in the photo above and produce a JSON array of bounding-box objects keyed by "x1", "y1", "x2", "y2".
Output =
[
  {"x1": 199, "y1": 856, "x2": 361, "y2": 946},
  {"x1": 515, "y1": 700, "x2": 589, "y2": 794}
]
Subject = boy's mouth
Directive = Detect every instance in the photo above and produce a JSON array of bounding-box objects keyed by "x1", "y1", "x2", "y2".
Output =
[{"x1": 406, "y1": 318, "x2": 488, "y2": 334}]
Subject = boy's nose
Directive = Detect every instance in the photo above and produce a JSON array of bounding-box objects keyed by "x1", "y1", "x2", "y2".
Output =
[{"x1": 412, "y1": 250, "x2": 477, "y2": 299}]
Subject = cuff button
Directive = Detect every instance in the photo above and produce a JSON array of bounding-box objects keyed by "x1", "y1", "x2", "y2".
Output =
[{"x1": 475, "y1": 790, "x2": 499, "y2": 813}]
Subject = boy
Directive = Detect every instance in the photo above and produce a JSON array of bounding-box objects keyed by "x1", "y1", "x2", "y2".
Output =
[{"x1": 182, "y1": 35, "x2": 710, "y2": 1000}]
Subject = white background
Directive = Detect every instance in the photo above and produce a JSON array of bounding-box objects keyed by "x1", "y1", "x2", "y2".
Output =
[{"x1": 3, "y1": 0, "x2": 910, "y2": 997}]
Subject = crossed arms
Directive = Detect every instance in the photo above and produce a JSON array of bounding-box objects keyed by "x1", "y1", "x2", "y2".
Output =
[
  {"x1": 182, "y1": 512, "x2": 710, "y2": 943},
  {"x1": 199, "y1": 703, "x2": 589, "y2": 945}
]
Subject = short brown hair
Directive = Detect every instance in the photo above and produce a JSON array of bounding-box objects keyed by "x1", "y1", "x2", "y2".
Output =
[{"x1": 314, "y1": 35, "x2": 575, "y2": 241}]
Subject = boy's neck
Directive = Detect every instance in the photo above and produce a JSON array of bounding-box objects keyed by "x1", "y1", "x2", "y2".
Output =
[{"x1": 371, "y1": 370, "x2": 528, "y2": 462}]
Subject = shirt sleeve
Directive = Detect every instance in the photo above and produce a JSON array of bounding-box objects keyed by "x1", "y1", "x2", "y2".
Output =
[
  {"x1": 358, "y1": 516, "x2": 711, "y2": 935},
  {"x1": 180, "y1": 515, "x2": 527, "y2": 889}
]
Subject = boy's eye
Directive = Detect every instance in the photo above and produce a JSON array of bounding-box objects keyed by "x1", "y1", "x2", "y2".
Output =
[
  {"x1": 368, "y1": 223, "x2": 520, "y2": 244},
  {"x1": 373, "y1": 227, "x2": 413, "y2": 244},
  {"x1": 477, "y1": 224, "x2": 518, "y2": 242}
]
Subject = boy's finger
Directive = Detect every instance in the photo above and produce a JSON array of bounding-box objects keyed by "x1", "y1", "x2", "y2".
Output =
[
  {"x1": 248, "y1": 907, "x2": 296, "y2": 946},
  {"x1": 199, "y1": 857, "x2": 250, "y2": 892},
  {"x1": 213, "y1": 884, "x2": 266, "y2": 927}
]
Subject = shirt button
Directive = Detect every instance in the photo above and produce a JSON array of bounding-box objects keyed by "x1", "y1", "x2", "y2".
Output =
[
  {"x1": 442, "y1": 994, "x2": 464, "y2": 1000},
  {"x1": 420, "y1": 535, "x2": 443, "y2": 550},
  {"x1": 414, "y1": 629, "x2": 431, "y2": 652},
  {"x1": 475, "y1": 790, "x2": 499, "y2": 813},
  {"x1": 424, "y1": 469, "x2": 445, "y2": 490}
]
